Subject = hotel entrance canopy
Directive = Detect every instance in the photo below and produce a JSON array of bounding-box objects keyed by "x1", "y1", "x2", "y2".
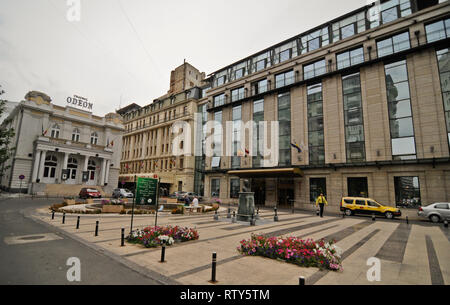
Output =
[{"x1": 227, "y1": 168, "x2": 303, "y2": 178}]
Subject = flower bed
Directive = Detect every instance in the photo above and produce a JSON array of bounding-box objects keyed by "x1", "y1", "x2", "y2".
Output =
[
  {"x1": 237, "y1": 234, "x2": 343, "y2": 271},
  {"x1": 127, "y1": 225, "x2": 199, "y2": 248}
]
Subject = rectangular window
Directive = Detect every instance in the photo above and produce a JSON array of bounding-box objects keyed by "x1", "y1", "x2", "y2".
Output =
[
  {"x1": 213, "y1": 111, "x2": 222, "y2": 157},
  {"x1": 231, "y1": 105, "x2": 242, "y2": 169},
  {"x1": 231, "y1": 87, "x2": 245, "y2": 102},
  {"x1": 279, "y1": 49, "x2": 291, "y2": 63},
  {"x1": 343, "y1": 73, "x2": 366, "y2": 163},
  {"x1": 436, "y1": 48, "x2": 450, "y2": 149},
  {"x1": 348, "y1": 177, "x2": 368, "y2": 197},
  {"x1": 310, "y1": 178, "x2": 326, "y2": 203},
  {"x1": 332, "y1": 12, "x2": 366, "y2": 43},
  {"x1": 304, "y1": 59, "x2": 326, "y2": 80},
  {"x1": 278, "y1": 92, "x2": 291, "y2": 166},
  {"x1": 377, "y1": 31, "x2": 410, "y2": 58},
  {"x1": 394, "y1": 176, "x2": 421, "y2": 208},
  {"x1": 253, "y1": 79, "x2": 268, "y2": 95},
  {"x1": 253, "y1": 99, "x2": 264, "y2": 168},
  {"x1": 275, "y1": 70, "x2": 294, "y2": 88},
  {"x1": 300, "y1": 27, "x2": 329, "y2": 54},
  {"x1": 426, "y1": 18, "x2": 450, "y2": 43},
  {"x1": 337, "y1": 47, "x2": 364, "y2": 70},
  {"x1": 211, "y1": 178, "x2": 220, "y2": 197},
  {"x1": 230, "y1": 179, "x2": 240, "y2": 198},
  {"x1": 255, "y1": 59, "x2": 267, "y2": 72},
  {"x1": 384, "y1": 60, "x2": 416, "y2": 160},
  {"x1": 307, "y1": 84, "x2": 325, "y2": 165},
  {"x1": 213, "y1": 94, "x2": 226, "y2": 107},
  {"x1": 235, "y1": 68, "x2": 245, "y2": 80}
]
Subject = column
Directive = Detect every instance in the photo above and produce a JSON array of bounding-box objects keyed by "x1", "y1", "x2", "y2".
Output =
[
  {"x1": 61, "y1": 152, "x2": 69, "y2": 183},
  {"x1": 31, "y1": 150, "x2": 42, "y2": 183},
  {"x1": 83, "y1": 155, "x2": 89, "y2": 172},
  {"x1": 99, "y1": 159, "x2": 106, "y2": 186},
  {"x1": 37, "y1": 150, "x2": 47, "y2": 182},
  {"x1": 104, "y1": 159, "x2": 110, "y2": 185}
]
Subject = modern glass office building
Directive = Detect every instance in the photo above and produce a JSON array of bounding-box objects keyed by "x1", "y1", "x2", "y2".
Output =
[{"x1": 202, "y1": 0, "x2": 450, "y2": 210}]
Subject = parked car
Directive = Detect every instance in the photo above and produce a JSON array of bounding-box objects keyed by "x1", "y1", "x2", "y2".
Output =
[
  {"x1": 112, "y1": 188, "x2": 134, "y2": 199},
  {"x1": 340, "y1": 197, "x2": 401, "y2": 219},
  {"x1": 79, "y1": 188, "x2": 102, "y2": 199},
  {"x1": 170, "y1": 191, "x2": 187, "y2": 199},
  {"x1": 418, "y1": 203, "x2": 450, "y2": 223}
]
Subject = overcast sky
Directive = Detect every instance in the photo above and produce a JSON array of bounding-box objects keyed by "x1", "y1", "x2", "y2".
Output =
[{"x1": 0, "y1": 0, "x2": 369, "y2": 116}]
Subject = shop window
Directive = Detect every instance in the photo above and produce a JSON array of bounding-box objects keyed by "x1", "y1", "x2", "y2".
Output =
[
  {"x1": 310, "y1": 178, "x2": 326, "y2": 203},
  {"x1": 347, "y1": 177, "x2": 368, "y2": 197},
  {"x1": 394, "y1": 176, "x2": 421, "y2": 208}
]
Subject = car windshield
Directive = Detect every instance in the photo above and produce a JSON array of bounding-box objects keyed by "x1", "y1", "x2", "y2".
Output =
[
  {"x1": 123, "y1": 189, "x2": 131, "y2": 193},
  {"x1": 87, "y1": 189, "x2": 98, "y2": 192}
]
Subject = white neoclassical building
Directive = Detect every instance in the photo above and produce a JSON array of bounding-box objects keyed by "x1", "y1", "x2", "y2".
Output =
[{"x1": 0, "y1": 91, "x2": 124, "y2": 196}]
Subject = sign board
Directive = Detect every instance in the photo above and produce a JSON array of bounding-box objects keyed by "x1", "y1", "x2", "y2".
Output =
[
  {"x1": 61, "y1": 169, "x2": 69, "y2": 181},
  {"x1": 135, "y1": 177, "x2": 158, "y2": 205},
  {"x1": 67, "y1": 95, "x2": 93, "y2": 111}
]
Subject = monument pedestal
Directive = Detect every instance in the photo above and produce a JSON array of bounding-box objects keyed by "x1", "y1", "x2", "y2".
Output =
[{"x1": 237, "y1": 192, "x2": 255, "y2": 221}]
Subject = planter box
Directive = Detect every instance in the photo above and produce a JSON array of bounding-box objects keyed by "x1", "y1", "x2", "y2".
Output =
[
  {"x1": 64, "y1": 199, "x2": 76, "y2": 206},
  {"x1": 102, "y1": 205, "x2": 124, "y2": 213},
  {"x1": 85, "y1": 198, "x2": 94, "y2": 204}
]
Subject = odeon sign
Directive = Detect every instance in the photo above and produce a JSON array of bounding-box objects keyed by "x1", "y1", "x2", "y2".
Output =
[{"x1": 67, "y1": 95, "x2": 93, "y2": 111}]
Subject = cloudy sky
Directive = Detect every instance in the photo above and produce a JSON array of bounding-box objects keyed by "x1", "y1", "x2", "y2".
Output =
[{"x1": 1, "y1": 0, "x2": 368, "y2": 116}]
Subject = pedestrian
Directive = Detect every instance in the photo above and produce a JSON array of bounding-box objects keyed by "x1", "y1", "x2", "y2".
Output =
[
  {"x1": 315, "y1": 193, "x2": 328, "y2": 218},
  {"x1": 184, "y1": 194, "x2": 191, "y2": 206},
  {"x1": 192, "y1": 196, "x2": 199, "y2": 207}
]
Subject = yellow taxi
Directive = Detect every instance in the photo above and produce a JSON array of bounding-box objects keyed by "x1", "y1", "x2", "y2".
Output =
[{"x1": 340, "y1": 197, "x2": 401, "y2": 219}]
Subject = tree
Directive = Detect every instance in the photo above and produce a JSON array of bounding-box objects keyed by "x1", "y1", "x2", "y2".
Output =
[{"x1": 0, "y1": 85, "x2": 16, "y2": 182}]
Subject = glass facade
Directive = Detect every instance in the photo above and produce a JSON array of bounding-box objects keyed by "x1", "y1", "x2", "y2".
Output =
[
  {"x1": 347, "y1": 177, "x2": 368, "y2": 197},
  {"x1": 213, "y1": 111, "x2": 222, "y2": 157},
  {"x1": 384, "y1": 60, "x2": 416, "y2": 160},
  {"x1": 437, "y1": 48, "x2": 450, "y2": 148},
  {"x1": 194, "y1": 104, "x2": 207, "y2": 196},
  {"x1": 231, "y1": 87, "x2": 245, "y2": 102},
  {"x1": 230, "y1": 178, "x2": 240, "y2": 198},
  {"x1": 252, "y1": 99, "x2": 264, "y2": 168},
  {"x1": 211, "y1": 178, "x2": 220, "y2": 197},
  {"x1": 394, "y1": 176, "x2": 421, "y2": 208},
  {"x1": 342, "y1": 73, "x2": 366, "y2": 162},
  {"x1": 307, "y1": 84, "x2": 325, "y2": 165},
  {"x1": 231, "y1": 105, "x2": 242, "y2": 168},
  {"x1": 278, "y1": 92, "x2": 291, "y2": 166},
  {"x1": 310, "y1": 178, "x2": 326, "y2": 203}
]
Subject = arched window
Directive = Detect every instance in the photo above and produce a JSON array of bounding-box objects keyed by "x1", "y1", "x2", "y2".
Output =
[
  {"x1": 90, "y1": 132, "x2": 98, "y2": 145},
  {"x1": 51, "y1": 124, "x2": 60, "y2": 138},
  {"x1": 88, "y1": 160, "x2": 96, "y2": 180},
  {"x1": 68, "y1": 157, "x2": 78, "y2": 179},
  {"x1": 72, "y1": 128, "x2": 80, "y2": 142},
  {"x1": 44, "y1": 155, "x2": 57, "y2": 178}
]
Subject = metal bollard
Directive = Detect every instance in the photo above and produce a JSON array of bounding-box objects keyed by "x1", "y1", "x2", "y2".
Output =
[
  {"x1": 342, "y1": 211, "x2": 345, "y2": 218},
  {"x1": 76, "y1": 216, "x2": 80, "y2": 229},
  {"x1": 121, "y1": 228, "x2": 125, "y2": 247},
  {"x1": 372, "y1": 214, "x2": 376, "y2": 221},
  {"x1": 160, "y1": 243, "x2": 166, "y2": 263},
  {"x1": 51, "y1": 211, "x2": 55, "y2": 220},
  {"x1": 406, "y1": 216, "x2": 409, "y2": 225},
  {"x1": 274, "y1": 207, "x2": 279, "y2": 222},
  {"x1": 214, "y1": 210, "x2": 219, "y2": 221},
  {"x1": 444, "y1": 220, "x2": 448, "y2": 228},
  {"x1": 95, "y1": 221, "x2": 99, "y2": 236},
  {"x1": 250, "y1": 213, "x2": 256, "y2": 226},
  {"x1": 62, "y1": 213, "x2": 65, "y2": 224},
  {"x1": 299, "y1": 276, "x2": 305, "y2": 286},
  {"x1": 210, "y1": 252, "x2": 217, "y2": 283},
  {"x1": 227, "y1": 208, "x2": 231, "y2": 219},
  {"x1": 256, "y1": 207, "x2": 260, "y2": 220}
]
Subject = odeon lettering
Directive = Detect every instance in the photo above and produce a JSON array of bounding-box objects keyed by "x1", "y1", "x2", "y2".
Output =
[{"x1": 67, "y1": 96, "x2": 93, "y2": 110}]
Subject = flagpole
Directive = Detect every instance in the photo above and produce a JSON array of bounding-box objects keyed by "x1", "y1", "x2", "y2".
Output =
[{"x1": 130, "y1": 175, "x2": 137, "y2": 235}]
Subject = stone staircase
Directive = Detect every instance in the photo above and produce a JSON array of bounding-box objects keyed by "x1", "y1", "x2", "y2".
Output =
[{"x1": 43, "y1": 184, "x2": 107, "y2": 197}]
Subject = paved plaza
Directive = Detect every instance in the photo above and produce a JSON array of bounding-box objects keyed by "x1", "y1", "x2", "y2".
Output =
[{"x1": 29, "y1": 204, "x2": 450, "y2": 285}]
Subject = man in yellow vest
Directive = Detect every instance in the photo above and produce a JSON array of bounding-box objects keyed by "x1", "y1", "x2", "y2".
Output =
[{"x1": 315, "y1": 193, "x2": 328, "y2": 218}]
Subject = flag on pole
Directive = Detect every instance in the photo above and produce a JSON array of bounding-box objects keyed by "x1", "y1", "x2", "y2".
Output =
[{"x1": 291, "y1": 142, "x2": 302, "y2": 153}]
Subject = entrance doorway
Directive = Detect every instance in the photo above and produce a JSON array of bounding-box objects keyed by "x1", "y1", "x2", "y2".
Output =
[
  {"x1": 278, "y1": 179, "x2": 294, "y2": 208},
  {"x1": 251, "y1": 179, "x2": 266, "y2": 207},
  {"x1": 348, "y1": 177, "x2": 368, "y2": 197}
]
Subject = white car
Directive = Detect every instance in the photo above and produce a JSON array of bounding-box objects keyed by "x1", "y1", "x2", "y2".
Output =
[
  {"x1": 112, "y1": 188, "x2": 134, "y2": 199},
  {"x1": 418, "y1": 203, "x2": 450, "y2": 223}
]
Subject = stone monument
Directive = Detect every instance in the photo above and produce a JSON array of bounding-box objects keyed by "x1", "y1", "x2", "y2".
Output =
[{"x1": 237, "y1": 179, "x2": 255, "y2": 221}]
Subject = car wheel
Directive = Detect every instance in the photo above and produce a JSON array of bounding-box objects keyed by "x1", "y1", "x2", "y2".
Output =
[
  {"x1": 430, "y1": 215, "x2": 440, "y2": 223},
  {"x1": 345, "y1": 209, "x2": 353, "y2": 216},
  {"x1": 385, "y1": 212, "x2": 394, "y2": 219}
]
